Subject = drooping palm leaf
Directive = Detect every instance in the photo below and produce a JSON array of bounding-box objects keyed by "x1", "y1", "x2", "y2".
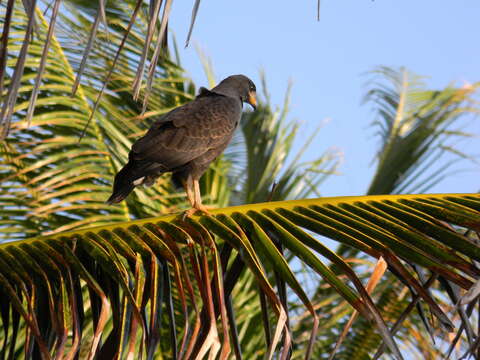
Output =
[{"x1": 0, "y1": 194, "x2": 479, "y2": 359}]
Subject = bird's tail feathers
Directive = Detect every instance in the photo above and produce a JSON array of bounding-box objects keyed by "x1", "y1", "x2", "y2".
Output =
[
  {"x1": 106, "y1": 187, "x2": 133, "y2": 204},
  {"x1": 107, "y1": 159, "x2": 167, "y2": 204},
  {"x1": 106, "y1": 161, "x2": 139, "y2": 204}
]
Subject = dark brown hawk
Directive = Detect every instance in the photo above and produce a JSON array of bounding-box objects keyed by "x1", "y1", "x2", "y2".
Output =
[{"x1": 107, "y1": 74, "x2": 257, "y2": 215}]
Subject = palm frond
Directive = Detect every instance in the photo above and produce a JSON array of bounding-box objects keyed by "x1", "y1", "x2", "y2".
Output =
[{"x1": 0, "y1": 194, "x2": 479, "y2": 359}]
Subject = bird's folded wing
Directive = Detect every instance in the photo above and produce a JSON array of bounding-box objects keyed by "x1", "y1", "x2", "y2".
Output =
[{"x1": 130, "y1": 96, "x2": 238, "y2": 169}]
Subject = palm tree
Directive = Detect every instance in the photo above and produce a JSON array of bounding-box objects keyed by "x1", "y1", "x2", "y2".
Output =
[{"x1": 1, "y1": 1, "x2": 479, "y2": 359}]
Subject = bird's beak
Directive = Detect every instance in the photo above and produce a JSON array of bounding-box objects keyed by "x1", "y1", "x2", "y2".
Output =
[{"x1": 247, "y1": 91, "x2": 257, "y2": 110}]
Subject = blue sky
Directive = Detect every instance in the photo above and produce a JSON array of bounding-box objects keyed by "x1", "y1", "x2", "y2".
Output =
[{"x1": 169, "y1": 1, "x2": 479, "y2": 197}]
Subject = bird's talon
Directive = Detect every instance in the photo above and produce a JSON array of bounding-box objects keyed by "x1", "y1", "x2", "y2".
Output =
[
  {"x1": 182, "y1": 205, "x2": 213, "y2": 220},
  {"x1": 196, "y1": 204, "x2": 213, "y2": 214},
  {"x1": 182, "y1": 208, "x2": 198, "y2": 220}
]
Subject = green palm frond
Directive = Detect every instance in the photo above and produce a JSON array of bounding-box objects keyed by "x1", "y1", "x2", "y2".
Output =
[
  {"x1": 0, "y1": 5, "x2": 131, "y2": 240},
  {"x1": 0, "y1": 194, "x2": 479, "y2": 359}
]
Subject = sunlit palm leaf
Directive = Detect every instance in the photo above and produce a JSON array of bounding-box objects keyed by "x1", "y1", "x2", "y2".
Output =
[
  {"x1": 0, "y1": 5, "x2": 132, "y2": 240},
  {"x1": 0, "y1": 194, "x2": 478, "y2": 358}
]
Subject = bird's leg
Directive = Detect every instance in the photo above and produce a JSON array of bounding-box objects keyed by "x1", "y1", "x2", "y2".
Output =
[
  {"x1": 183, "y1": 176, "x2": 210, "y2": 218},
  {"x1": 193, "y1": 179, "x2": 211, "y2": 213},
  {"x1": 183, "y1": 175, "x2": 196, "y2": 207}
]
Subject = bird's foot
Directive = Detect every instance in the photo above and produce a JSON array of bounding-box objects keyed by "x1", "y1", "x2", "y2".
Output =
[{"x1": 182, "y1": 204, "x2": 213, "y2": 220}]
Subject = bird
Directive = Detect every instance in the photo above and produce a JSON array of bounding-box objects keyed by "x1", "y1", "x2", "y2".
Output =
[{"x1": 107, "y1": 74, "x2": 257, "y2": 216}]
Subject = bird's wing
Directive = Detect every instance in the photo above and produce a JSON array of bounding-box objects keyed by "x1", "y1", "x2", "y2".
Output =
[{"x1": 130, "y1": 95, "x2": 240, "y2": 170}]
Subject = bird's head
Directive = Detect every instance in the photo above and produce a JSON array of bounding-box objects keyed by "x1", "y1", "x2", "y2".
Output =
[{"x1": 213, "y1": 75, "x2": 257, "y2": 110}]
